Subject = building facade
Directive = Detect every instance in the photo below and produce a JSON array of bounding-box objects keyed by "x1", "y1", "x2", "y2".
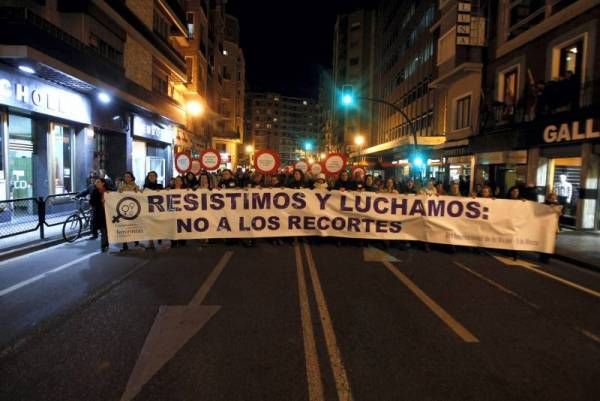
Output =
[
  {"x1": 330, "y1": 8, "x2": 376, "y2": 154},
  {"x1": 0, "y1": 0, "x2": 245, "y2": 206},
  {"x1": 471, "y1": 0, "x2": 600, "y2": 229},
  {"x1": 245, "y1": 92, "x2": 320, "y2": 166}
]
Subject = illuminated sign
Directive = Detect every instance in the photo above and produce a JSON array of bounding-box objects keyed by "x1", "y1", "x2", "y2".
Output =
[
  {"x1": 133, "y1": 115, "x2": 173, "y2": 144},
  {"x1": 0, "y1": 68, "x2": 91, "y2": 124}
]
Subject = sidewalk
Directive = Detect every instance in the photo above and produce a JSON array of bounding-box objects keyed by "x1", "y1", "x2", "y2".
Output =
[{"x1": 554, "y1": 231, "x2": 600, "y2": 271}]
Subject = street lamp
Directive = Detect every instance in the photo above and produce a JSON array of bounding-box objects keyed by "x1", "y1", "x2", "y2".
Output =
[{"x1": 187, "y1": 100, "x2": 205, "y2": 116}]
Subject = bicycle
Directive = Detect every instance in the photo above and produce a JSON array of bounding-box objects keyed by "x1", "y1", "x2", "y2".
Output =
[{"x1": 62, "y1": 198, "x2": 92, "y2": 242}]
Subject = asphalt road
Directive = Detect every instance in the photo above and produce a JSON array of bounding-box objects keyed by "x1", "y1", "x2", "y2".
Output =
[{"x1": 0, "y1": 239, "x2": 598, "y2": 401}]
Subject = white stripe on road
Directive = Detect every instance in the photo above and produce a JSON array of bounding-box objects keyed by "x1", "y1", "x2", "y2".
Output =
[{"x1": 0, "y1": 251, "x2": 101, "y2": 297}]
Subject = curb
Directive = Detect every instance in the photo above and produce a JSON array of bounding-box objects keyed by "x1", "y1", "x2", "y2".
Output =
[
  {"x1": 0, "y1": 231, "x2": 90, "y2": 263},
  {"x1": 551, "y1": 253, "x2": 600, "y2": 274}
]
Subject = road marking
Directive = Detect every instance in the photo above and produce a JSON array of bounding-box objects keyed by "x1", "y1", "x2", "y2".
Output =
[
  {"x1": 493, "y1": 255, "x2": 539, "y2": 269},
  {"x1": 0, "y1": 251, "x2": 101, "y2": 297},
  {"x1": 494, "y1": 256, "x2": 600, "y2": 299},
  {"x1": 294, "y1": 243, "x2": 325, "y2": 401},
  {"x1": 363, "y1": 246, "x2": 399, "y2": 262},
  {"x1": 381, "y1": 260, "x2": 479, "y2": 343},
  {"x1": 303, "y1": 243, "x2": 354, "y2": 401},
  {"x1": 453, "y1": 262, "x2": 540, "y2": 310},
  {"x1": 454, "y1": 261, "x2": 600, "y2": 345},
  {"x1": 120, "y1": 251, "x2": 233, "y2": 401}
]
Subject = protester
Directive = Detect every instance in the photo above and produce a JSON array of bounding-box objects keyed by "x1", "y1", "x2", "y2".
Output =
[
  {"x1": 507, "y1": 186, "x2": 522, "y2": 200},
  {"x1": 313, "y1": 173, "x2": 328, "y2": 190},
  {"x1": 404, "y1": 179, "x2": 417, "y2": 194},
  {"x1": 248, "y1": 172, "x2": 264, "y2": 188},
  {"x1": 380, "y1": 178, "x2": 398, "y2": 194},
  {"x1": 198, "y1": 171, "x2": 213, "y2": 190},
  {"x1": 89, "y1": 178, "x2": 109, "y2": 252},
  {"x1": 76, "y1": 171, "x2": 100, "y2": 239},
  {"x1": 435, "y1": 182, "x2": 446, "y2": 196},
  {"x1": 184, "y1": 172, "x2": 199, "y2": 190},
  {"x1": 449, "y1": 182, "x2": 462, "y2": 196},
  {"x1": 98, "y1": 169, "x2": 115, "y2": 190},
  {"x1": 364, "y1": 175, "x2": 378, "y2": 192},
  {"x1": 479, "y1": 185, "x2": 494, "y2": 198},
  {"x1": 118, "y1": 172, "x2": 140, "y2": 252},
  {"x1": 218, "y1": 169, "x2": 238, "y2": 189},
  {"x1": 419, "y1": 179, "x2": 437, "y2": 196},
  {"x1": 143, "y1": 171, "x2": 163, "y2": 249},
  {"x1": 287, "y1": 169, "x2": 306, "y2": 189},
  {"x1": 334, "y1": 171, "x2": 356, "y2": 191}
]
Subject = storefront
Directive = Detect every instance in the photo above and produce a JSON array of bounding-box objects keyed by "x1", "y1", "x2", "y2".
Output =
[
  {"x1": 131, "y1": 115, "x2": 174, "y2": 186},
  {"x1": 474, "y1": 150, "x2": 528, "y2": 197},
  {"x1": 0, "y1": 66, "x2": 91, "y2": 201},
  {"x1": 528, "y1": 116, "x2": 600, "y2": 228}
]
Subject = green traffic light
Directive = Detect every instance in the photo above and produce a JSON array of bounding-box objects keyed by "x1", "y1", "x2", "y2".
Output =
[{"x1": 342, "y1": 94, "x2": 353, "y2": 106}]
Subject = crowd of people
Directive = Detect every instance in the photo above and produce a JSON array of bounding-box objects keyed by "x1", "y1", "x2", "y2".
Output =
[{"x1": 79, "y1": 168, "x2": 560, "y2": 255}]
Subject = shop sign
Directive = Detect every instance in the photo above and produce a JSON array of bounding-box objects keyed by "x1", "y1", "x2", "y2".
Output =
[
  {"x1": 133, "y1": 115, "x2": 173, "y2": 144},
  {"x1": 543, "y1": 118, "x2": 600, "y2": 144},
  {"x1": 0, "y1": 68, "x2": 91, "y2": 124},
  {"x1": 477, "y1": 150, "x2": 527, "y2": 165}
]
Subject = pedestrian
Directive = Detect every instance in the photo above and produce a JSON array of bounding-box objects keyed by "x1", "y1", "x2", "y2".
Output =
[
  {"x1": 287, "y1": 169, "x2": 306, "y2": 189},
  {"x1": 449, "y1": 182, "x2": 462, "y2": 196},
  {"x1": 198, "y1": 171, "x2": 213, "y2": 190},
  {"x1": 118, "y1": 172, "x2": 140, "y2": 252},
  {"x1": 364, "y1": 175, "x2": 378, "y2": 192},
  {"x1": 169, "y1": 176, "x2": 187, "y2": 248},
  {"x1": 334, "y1": 170, "x2": 356, "y2": 191},
  {"x1": 90, "y1": 178, "x2": 109, "y2": 252}
]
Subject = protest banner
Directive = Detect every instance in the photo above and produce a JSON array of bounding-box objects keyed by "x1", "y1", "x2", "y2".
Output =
[{"x1": 105, "y1": 189, "x2": 559, "y2": 253}]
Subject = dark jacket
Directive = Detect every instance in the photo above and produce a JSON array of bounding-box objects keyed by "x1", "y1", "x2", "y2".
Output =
[
  {"x1": 76, "y1": 183, "x2": 95, "y2": 198},
  {"x1": 334, "y1": 179, "x2": 356, "y2": 191},
  {"x1": 143, "y1": 181, "x2": 163, "y2": 190},
  {"x1": 286, "y1": 179, "x2": 305, "y2": 189},
  {"x1": 89, "y1": 188, "x2": 107, "y2": 229}
]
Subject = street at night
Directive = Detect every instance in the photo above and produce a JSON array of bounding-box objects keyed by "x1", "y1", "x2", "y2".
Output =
[{"x1": 0, "y1": 240, "x2": 598, "y2": 401}]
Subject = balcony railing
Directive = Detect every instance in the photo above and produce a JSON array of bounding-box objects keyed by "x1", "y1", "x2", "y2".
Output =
[{"x1": 482, "y1": 79, "x2": 599, "y2": 130}]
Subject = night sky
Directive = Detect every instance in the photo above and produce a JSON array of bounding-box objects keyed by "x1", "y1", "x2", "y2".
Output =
[{"x1": 227, "y1": 0, "x2": 372, "y2": 99}]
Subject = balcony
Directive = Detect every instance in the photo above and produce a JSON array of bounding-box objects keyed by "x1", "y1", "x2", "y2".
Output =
[{"x1": 481, "y1": 79, "x2": 599, "y2": 131}]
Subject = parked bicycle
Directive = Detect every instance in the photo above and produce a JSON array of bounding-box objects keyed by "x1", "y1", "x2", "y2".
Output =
[{"x1": 62, "y1": 198, "x2": 91, "y2": 242}]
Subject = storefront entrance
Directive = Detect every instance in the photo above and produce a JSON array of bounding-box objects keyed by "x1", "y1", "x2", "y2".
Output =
[{"x1": 548, "y1": 157, "x2": 582, "y2": 227}]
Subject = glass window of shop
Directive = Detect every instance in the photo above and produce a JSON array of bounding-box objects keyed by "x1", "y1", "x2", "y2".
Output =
[
  {"x1": 132, "y1": 140, "x2": 147, "y2": 188},
  {"x1": 48, "y1": 123, "x2": 74, "y2": 195},
  {"x1": 8, "y1": 115, "x2": 34, "y2": 200},
  {"x1": 548, "y1": 157, "x2": 581, "y2": 226}
]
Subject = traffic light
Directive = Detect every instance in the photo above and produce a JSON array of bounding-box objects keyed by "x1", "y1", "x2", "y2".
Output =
[
  {"x1": 304, "y1": 141, "x2": 313, "y2": 151},
  {"x1": 341, "y1": 85, "x2": 354, "y2": 106},
  {"x1": 412, "y1": 155, "x2": 423, "y2": 167}
]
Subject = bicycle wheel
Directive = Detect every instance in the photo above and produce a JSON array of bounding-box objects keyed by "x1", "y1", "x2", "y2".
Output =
[{"x1": 63, "y1": 214, "x2": 82, "y2": 243}]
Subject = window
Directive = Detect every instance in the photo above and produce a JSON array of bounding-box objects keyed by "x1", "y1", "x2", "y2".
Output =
[
  {"x1": 437, "y1": 27, "x2": 456, "y2": 65},
  {"x1": 152, "y1": 66, "x2": 169, "y2": 96},
  {"x1": 153, "y1": 10, "x2": 171, "y2": 40},
  {"x1": 559, "y1": 40, "x2": 583, "y2": 78},
  {"x1": 349, "y1": 57, "x2": 359, "y2": 66},
  {"x1": 185, "y1": 57, "x2": 193, "y2": 83},
  {"x1": 455, "y1": 95, "x2": 471, "y2": 130},
  {"x1": 350, "y1": 22, "x2": 361, "y2": 31},
  {"x1": 89, "y1": 33, "x2": 123, "y2": 66},
  {"x1": 499, "y1": 68, "x2": 518, "y2": 112},
  {"x1": 48, "y1": 124, "x2": 73, "y2": 195},
  {"x1": 186, "y1": 12, "x2": 194, "y2": 39},
  {"x1": 508, "y1": 0, "x2": 546, "y2": 39}
]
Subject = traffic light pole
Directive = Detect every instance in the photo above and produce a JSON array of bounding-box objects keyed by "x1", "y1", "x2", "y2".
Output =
[
  {"x1": 357, "y1": 96, "x2": 418, "y2": 152},
  {"x1": 356, "y1": 96, "x2": 421, "y2": 178}
]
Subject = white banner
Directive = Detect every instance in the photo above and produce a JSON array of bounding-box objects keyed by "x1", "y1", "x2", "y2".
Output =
[{"x1": 105, "y1": 189, "x2": 559, "y2": 253}]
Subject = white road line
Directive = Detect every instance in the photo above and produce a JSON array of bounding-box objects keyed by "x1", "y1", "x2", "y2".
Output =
[
  {"x1": 294, "y1": 243, "x2": 324, "y2": 401},
  {"x1": 303, "y1": 243, "x2": 354, "y2": 401},
  {"x1": 382, "y1": 260, "x2": 479, "y2": 343},
  {"x1": 0, "y1": 251, "x2": 101, "y2": 297}
]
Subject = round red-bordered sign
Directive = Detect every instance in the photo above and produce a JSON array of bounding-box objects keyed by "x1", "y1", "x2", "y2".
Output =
[
  {"x1": 294, "y1": 160, "x2": 309, "y2": 174},
  {"x1": 200, "y1": 149, "x2": 221, "y2": 171},
  {"x1": 190, "y1": 159, "x2": 202, "y2": 175},
  {"x1": 175, "y1": 152, "x2": 192, "y2": 174},
  {"x1": 323, "y1": 153, "x2": 347, "y2": 176},
  {"x1": 254, "y1": 149, "x2": 281, "y2": 174},
  {"x1": 352, "y1": 166, "x2": 366, "y2": 179},
  {"x1": 309, "y1": 162, "x2": 323, "y2": 176}
]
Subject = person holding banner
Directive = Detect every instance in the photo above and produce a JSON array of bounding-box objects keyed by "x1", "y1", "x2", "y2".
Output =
[
  {"x1": 184, "y1": 172, "x2": 199, "y2": 190},
  {"x1": 312, "y1": 173, "x2": 328, "y2": 190},
  {"x1": 218, "y1": 169, "x2": 238, "y2": 189},
  {"x1": 364, "y1": 175, "x2": 378, "y2": 192},
  {"x1": 90, "y1": 178, "x2": 109, "y2": 253},
  {"x1": 380, "y1": 178, "x2": 399, "y2": 194},
  {"x1": 143, "y1": 171, "x2": 164, "y2": 250},
  {"x1": 118, "y1": 172, "x2": 141, "y2": 252},
  {"x1": 198, "y1": 171, "x2": 213, "y2": 190},
  {"x1": 286, "y1": 169, "x2": 306, "y2": 189},
  {"x1": 334, "y1": 171, "x2": 356, "y2": 191}
]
